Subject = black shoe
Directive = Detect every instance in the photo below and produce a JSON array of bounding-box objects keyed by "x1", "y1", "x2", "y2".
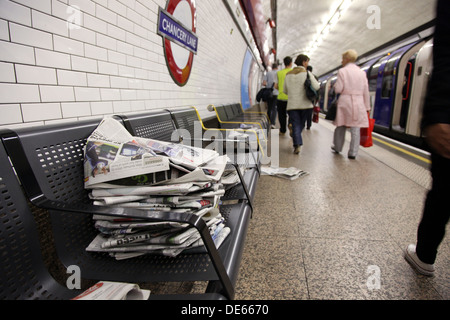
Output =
[{"x1": 348, "y1": 155, "x2": 356, "y2": 160}]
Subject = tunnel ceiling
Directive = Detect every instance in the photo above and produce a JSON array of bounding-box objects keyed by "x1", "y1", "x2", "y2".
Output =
[{"x1": 244, "y1": 0, "x2": 437, "y2": 76}]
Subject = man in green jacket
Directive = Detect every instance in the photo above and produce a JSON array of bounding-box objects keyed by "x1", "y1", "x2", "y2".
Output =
[{"x1": 275, "y1": 56, "x2": 293, "y2": 135}]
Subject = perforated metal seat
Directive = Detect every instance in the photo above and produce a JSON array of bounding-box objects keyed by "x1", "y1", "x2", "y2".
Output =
[
  {"x1": 213, "y1": 104, "x2": 269, "y2": 130},
  {"x1": 117, "y1": 110, "x2": 178, "y2": 143},
  {"x1": 0, "y1": 136, "x2": 80, "y2": 300},
  {"x1": 226, "y1": 103, "x2": 270, "y2": 128}
]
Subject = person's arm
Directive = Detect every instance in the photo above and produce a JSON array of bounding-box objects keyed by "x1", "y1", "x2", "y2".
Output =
[
  {"x1": 283, "y1": 75, "x2": 289, "y2": 95},
  {"x1": 422, "y1": 0, "x2": 450, "y2": 158},
  {"x1": 310, "y1": 71, "x2": 320, "y2": 91},
  {"x1": 334, "y1": 69, "x2": 344, "y2": 94},
  {"x1": 363, "y1": 78, "x2": 371, "y2": 112}
]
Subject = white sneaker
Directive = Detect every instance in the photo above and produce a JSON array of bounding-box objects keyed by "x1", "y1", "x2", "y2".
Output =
[
  {"x1": 294, "y1": 145, "x2": 301, "y2": 154},
  {"x1": 404, "y1": 244, "x2": 435, "y2": 277}
]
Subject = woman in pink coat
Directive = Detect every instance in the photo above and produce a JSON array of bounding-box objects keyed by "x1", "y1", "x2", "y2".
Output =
[{"x1": 332, "y1": 49, "x2": 371, "y2": 159}]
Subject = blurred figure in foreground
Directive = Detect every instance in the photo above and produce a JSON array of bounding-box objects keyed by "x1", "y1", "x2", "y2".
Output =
[{"x1": 404, "y1": 0, "x2": 450, "y2": 276}]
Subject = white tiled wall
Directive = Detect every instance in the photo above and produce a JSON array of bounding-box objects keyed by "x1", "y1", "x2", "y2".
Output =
[{"x1": 0, "y1": 0, "x2": 255, "y2": 128}]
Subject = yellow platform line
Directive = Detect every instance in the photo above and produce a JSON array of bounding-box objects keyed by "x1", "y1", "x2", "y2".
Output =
[{"x1": 372, "y1": 136, "x2": 431, "y2": 165}]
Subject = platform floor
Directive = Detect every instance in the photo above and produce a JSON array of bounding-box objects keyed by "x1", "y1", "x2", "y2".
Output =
[{"x1": 234, "y1": 118, "x2": 449, "y2": 300}]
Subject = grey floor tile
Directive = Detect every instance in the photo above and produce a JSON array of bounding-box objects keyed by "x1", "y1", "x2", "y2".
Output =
[{"x1": 235, "y1": 119, "x2": 449, "y2": 300}]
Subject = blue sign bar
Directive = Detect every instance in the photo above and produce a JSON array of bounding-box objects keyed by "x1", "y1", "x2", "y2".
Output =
[{"x1": 158, "y1": 8, "x2": 198, "y2": 54}]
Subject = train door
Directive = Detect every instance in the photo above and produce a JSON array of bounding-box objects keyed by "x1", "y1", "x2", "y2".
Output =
[
  {"x1": 373, "y1": 42, "x2": 419, "y2": 128},
  {"x1": 391, "y1": 40, "x2": 425, "y2": 133},
  {"x1": 317, "y1": 71, "x2": 337, "y2": 113},
  {"x1": 325, "y1": 74, "x2": 338, "y2": 112},
  {"x1": 371, "y1": 54, "x2": 391, "y2": 127},
  {"x1": 406, "y1": 39, "x2": 433, "y2": 137},
  {"x1": 368, "y1": 56, "x2": 384, "y2": 120},
  {"x1": 361, "y1": 56, "x2": 383, "y2": 118},
  {"x1": 318, "y1": 75, "x2": 330, "y2": 112},
  {"x1": 393, "y1": 55, "x2": 416, "y2": 132}
]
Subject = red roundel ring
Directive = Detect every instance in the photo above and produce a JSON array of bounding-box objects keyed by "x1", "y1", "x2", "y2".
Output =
[{"x1": 163, "y1": 0, "x2": 197, "y2": 86}]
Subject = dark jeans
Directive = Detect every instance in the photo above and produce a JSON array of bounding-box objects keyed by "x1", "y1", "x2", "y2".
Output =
[
  {"x1": 267, "y1": 95, "x2": 278, "y2": 125},
  {"x1": 306, "y1": 107, "x2": 313, "y2": 129},
  {"x1": 416, "y1": 153, "x2": 450, "y2": 264},
  {"x1": 287, "y1": 109, "x2": 311, "y2": 147},
  {"x1": 277, "y1": 100, "x2": 288, "y2": 133}
]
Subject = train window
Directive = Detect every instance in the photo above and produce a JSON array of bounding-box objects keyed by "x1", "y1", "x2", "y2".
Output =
[
  {"x1": 368, "y1": 62, "x2": 380, "y2": 92},
  {"x1": 381, "y1": 53, "x2": 401, "y2": 98}
]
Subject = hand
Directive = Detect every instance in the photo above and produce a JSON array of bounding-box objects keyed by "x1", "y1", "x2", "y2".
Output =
[{"x1": 424, "y1": 123, "x2": 450, "y2": 159}]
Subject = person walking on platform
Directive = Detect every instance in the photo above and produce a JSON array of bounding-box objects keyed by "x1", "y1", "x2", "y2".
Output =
[
  {"x1": 306, "y1": 65, "x2": 318, "y2": 130},
  {"x1": 404, "y1": 0, "x2": 450, "y2": 277},
  {"x1": 263, "y1": 63, "x2": 279, "y2": 128},
  {"x1": 331, "y1": 49, "x2": 370, "y2": 159},
  {"x1": 275, "y1": 56, "x2": 293, "y2": 135},
  {"x1": 284, "y1": 54, "x2": 320, "y2": 154}
]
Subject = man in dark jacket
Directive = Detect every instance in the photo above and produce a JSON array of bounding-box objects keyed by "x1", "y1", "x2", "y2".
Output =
[{"x1": 405, "y1": 0, "x2": 450, "y2": 276}]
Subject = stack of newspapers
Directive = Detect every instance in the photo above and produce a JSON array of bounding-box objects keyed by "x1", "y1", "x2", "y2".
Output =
[{"x1": 83, "y1": 117, "x2": 234, "y2": 260}]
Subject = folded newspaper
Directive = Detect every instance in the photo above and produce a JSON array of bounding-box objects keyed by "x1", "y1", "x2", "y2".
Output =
[
  {"x1": 83, "y1": 117, "x2": 233, "y2": 259},
  {"x1": 86, "y1": 207, "x2": 230, "y2": 259},
  {"x1": 261, "y1": 166, "x2": 308, "y2": 180},
  {"x1": 72, "y1": 281, "x2": 150, "y2": 300},
  {"x1": 84, "y1": 117, "x2": 221, "y2": 188}
]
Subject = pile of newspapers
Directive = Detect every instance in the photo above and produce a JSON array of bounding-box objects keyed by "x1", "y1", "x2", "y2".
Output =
[{"x1": 83, "y1": 117, "x2": 237, "y2": 260}]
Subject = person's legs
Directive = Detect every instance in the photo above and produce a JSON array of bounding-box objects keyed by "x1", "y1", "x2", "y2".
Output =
[
  {"x1": 268, "y1": 96, "x2": 278, "y2": 126},
  {"x1": 298, "y1": 108, "x2": 309, "y2": 140},
  {"x1": 348, "y1": 127, "x2": 361, "y2": 158},
  {"x1": 288, "y1": 110, "x2": 302, "y2": 147},
  {"x1": 306, "y1": 108, "x2": 313, "y2": 129},
  {"x1": 416, "y1": 153, "x2": 450, "y2": 264},
  {"x1": 277, "y1": 100, "x2": 287, "y2": 133},
  {"x1": 333, "y1": 126, "x2": 346, "y2": 153}
]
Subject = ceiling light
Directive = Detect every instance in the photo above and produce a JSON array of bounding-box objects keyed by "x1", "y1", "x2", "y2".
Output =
[{"x1": 305, "y1": 0, "x2": 353, "y2": 57}]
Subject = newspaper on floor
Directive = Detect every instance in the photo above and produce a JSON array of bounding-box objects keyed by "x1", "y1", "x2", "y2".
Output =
[
  {"x1": 72, "y1": 281, "x2": 150, "y2": 300},
  {"x1": 261, "y1": 166, "x2": 309, "y2": 180}
]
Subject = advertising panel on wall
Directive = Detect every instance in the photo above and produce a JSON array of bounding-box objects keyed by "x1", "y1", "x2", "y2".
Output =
[{"x1": 241, "y1": 48, "x2": 256, "y2": 110}]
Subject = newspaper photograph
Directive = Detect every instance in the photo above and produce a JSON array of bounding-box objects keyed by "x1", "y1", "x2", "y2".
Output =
[{"x1": 84, "y1": 118, "x2": 171, "y2": 188}]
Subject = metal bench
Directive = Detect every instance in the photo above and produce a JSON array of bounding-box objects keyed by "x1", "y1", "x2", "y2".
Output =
[{"x1": 0, "y1": 113, "x2": 253, "y2": 300}]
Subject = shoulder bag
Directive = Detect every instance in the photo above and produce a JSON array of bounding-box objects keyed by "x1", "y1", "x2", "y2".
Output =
[
  {"x1": 325, "y1": 100, "x2": 337, "y2": 121},
  {"x1": 304, "y1": 72, "x2": 318, "y2": 103}
]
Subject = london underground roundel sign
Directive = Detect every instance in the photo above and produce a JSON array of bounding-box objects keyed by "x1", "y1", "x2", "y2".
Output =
[{"x1": 157, "y1": 0, "x2": 198, "y2": 86}]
